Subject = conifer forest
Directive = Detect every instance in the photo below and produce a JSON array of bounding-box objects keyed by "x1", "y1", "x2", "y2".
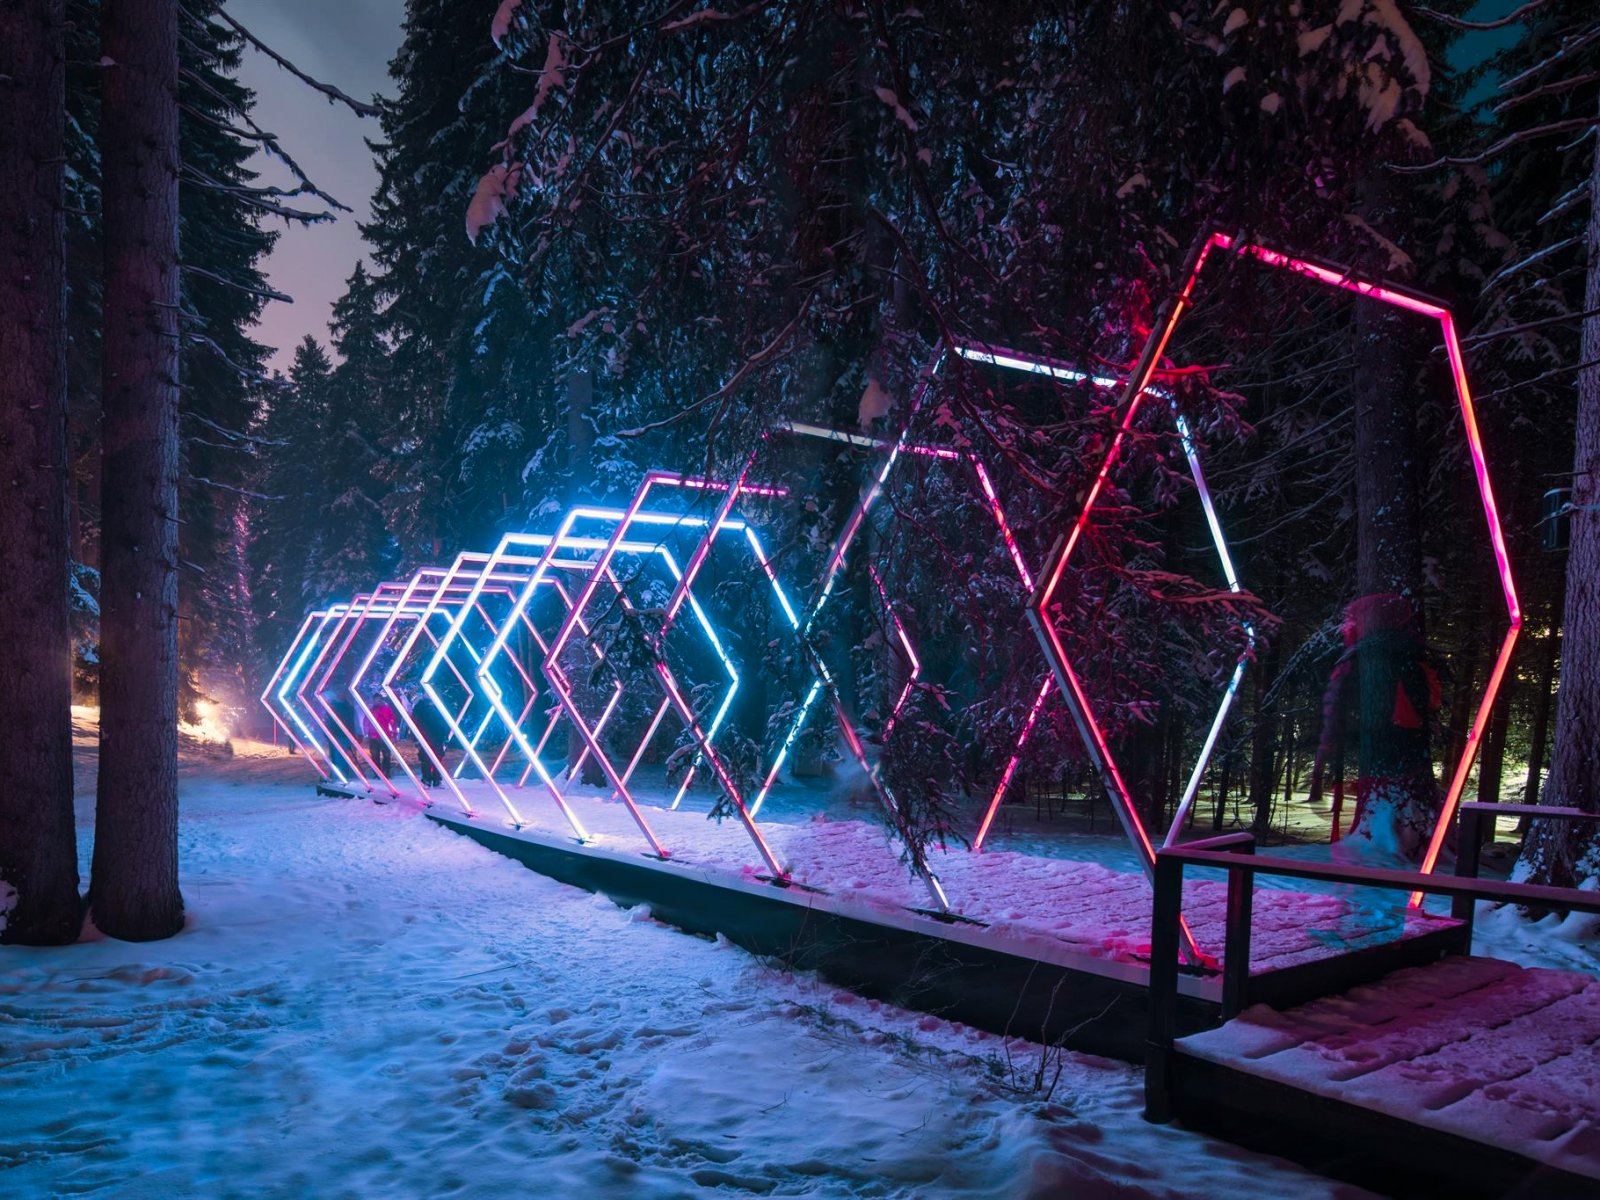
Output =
[{"x1": 5, "y1": 3, "x2": 1600, "y2": 1197}]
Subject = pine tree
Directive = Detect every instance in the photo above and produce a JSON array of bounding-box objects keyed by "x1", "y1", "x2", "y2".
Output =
[
  {"x1": 1534, "y1": 132, "x2": 1600, "y2": 882},
  {"x1": 364, "y1": 0, "x2": 558, "y2": 561},
  {"x1": 307, "y1": 266, "x2": 395, "y2": 602},
  {"x1": 92, "y1": 0, "x2": 184, "y2": 941},
  {"x1": 0, "y1": 0, "x2": 83, "y2": 945},
  {"x1": 1458, "y1": 3, "x2": 1600, "y2": 887},
  {"x1": 173, "y1": 0, "x2": 279, "y2": 719},
  {"x1": 248, "y1": 339, "x2": 335, "y2": 667}
]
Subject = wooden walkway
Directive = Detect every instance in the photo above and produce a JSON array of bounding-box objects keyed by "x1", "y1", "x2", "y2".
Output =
[
  {"x1": 1144, "y1": 803, "x2": 1600, "y2": 1198},
  {"x1": 1175, "y1": 955, "x2": 1600, "y2": 1191}
]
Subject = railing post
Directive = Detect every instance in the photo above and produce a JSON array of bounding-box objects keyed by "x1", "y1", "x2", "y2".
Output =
[
  {"x1": 1222, "y1": 841, "x2": 1255, "y2": 1021},
  {"x1": 1145, "y1": 850, "x2": 1183, "y2": 1123},
  {"x1": 1453, "y1": 806, "x2": 1484, "y2": 933}
]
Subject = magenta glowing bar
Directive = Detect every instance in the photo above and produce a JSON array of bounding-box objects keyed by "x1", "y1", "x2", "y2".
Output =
[
  {"x1": 354, "y1": 568, "x2": 464, "y2": 803},
  {"x1": 764, "y1": 354, "x2": 956, "y2": 912},
  {"x1": 869, "y1": 563, "x2": 920, "y2": 741},
  {"x1": 347, "y1": 569, "x2": 558, "y2": 804},
  {"x1": 454, "y1": 528, "x2": 714, "y2": 821},
  {"x1": 380, "y1": 564, "x2": 553, "y2": 818},
  {"x1": 381, "y1": 554, "x2": 514, "y2": 818},
  {"x1": 973, "y1": 675, "x2": 1053, "y2": 850},
  {"x1": 638, "y1": 463, "x2": 813, "y2": 812},
  {"x1": 472, "y1": 507, "x2": 754, "y2": 858},
  {"x1": 317, "y1": 582, "x2": 414, "y2": 792},
  {"x1": 484, "y1": 523, "x2": 744, "y2": 838},
  {"x1": 786, "y1": 343, "x2": 1246, "y2": 887}
]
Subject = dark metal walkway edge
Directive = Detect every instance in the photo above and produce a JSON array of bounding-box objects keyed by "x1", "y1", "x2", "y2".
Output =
[{"x1": 425, "y1": 809, "x2": 1217, "y2": 1061}]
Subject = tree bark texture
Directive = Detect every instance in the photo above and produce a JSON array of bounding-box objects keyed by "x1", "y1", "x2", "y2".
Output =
[
  {"x1": 1346, "y1": 298, "x2": 1439, "y2": 860},
  {"x1": 91, "y1": 0, "x2": 184, "y2": 940},
  {"x1": 562, "y1": 367, "x2": 605, "y2": 785},
  {"x1": 1475, "y1": 671, "x2": 1514, "y2": 845},
  {"x1": 1522, "y1": 619, "x2": 1558, "y2": 809},
  {"x1": 1525, "y1": 92, "x2": 1600, "y2": 887},
  {"x1": 0, "y1": 0, "x2": 83, "y2": 945}
]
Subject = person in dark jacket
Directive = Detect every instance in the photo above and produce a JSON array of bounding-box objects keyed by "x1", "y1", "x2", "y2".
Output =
[{"x1": 409, "y1": 688, "x2": 448, "y2": 787}]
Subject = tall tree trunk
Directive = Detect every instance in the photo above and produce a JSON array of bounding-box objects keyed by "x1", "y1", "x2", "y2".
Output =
[
  {"x1": 562, "y1": 366, "x2": 605, "y2": 785},
  {"x1": 1346, "y1": 296, "x2": 1438, "y2": 860},
  {"x1": 1475, "y1": 672, "x2": 1514, "y2": 846},
  {"x1": 1211, "y1": 748, "x2": 1233, "y2": 833},
  {"x1": 0, "y1": 0, "x2": 82, "y2": 945},
  {"x1": 1443, "y1": 635, "x2": 1482, "y2": 790},
  {"x1": 1247, "y1": 640, "x2": 1281, "y2": 837},
  {"x1": 1523, "y1": 95, "x2": 1600, "y2": 887},
  {"x1": 1522, "y1": 618, "x2": 1558, "y2": 809},
  {"x1": 91, "y1": 0, "x2": 184, "y2": 940}
]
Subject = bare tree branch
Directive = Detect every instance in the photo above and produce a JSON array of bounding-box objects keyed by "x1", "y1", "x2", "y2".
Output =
[
  {"x1": 1413, "y1": 1, "x2": 1552, "y2": 32},
  {"x1": 1500, "y1": 25, "x2": 1600, "y2": 96},
  {"x1": 186, "y1": 474, "x2": 283, "y2": 501},
  {"x1": 1495, "y1": 69, "x2": 1600, "y2": 113},
  {"x1": 616, "y1": 288, "x2": 818, "y2": 438},
  {"x1": 181, "y1": 263, "x2": 293, "y2": 304},
  {"x1": 1392, "y1": 116, "x2": 1600, "y2": 173},
  {"x1": 213, "y1": 10, "x2": 381, "y2": 118},
  {"x1": 1463, "y1": 305, "x2": 1600, "y2": 347}
]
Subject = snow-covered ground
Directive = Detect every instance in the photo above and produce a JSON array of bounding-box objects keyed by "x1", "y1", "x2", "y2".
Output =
[{"x1": 1, "y1": 730, "x2": 1378, "y2": 1198}]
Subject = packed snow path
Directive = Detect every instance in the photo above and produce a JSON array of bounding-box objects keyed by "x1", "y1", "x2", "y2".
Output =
[{"x1": 0, "y1": 739, "x2": 1369, "y2": 1198}]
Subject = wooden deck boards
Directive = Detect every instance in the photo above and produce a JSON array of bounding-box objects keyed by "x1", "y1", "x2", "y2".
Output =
[{"x1": 1176, "y1": 955, "x2": 1600, "y2": 1184}]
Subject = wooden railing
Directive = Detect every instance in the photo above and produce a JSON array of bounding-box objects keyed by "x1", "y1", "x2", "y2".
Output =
[{"x1": 1145, "y1": 801, "x2": 1599, "y2": 1123}]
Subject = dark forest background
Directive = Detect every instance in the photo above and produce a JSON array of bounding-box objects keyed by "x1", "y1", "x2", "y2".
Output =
[{"x1": 45, "y1": 1, "x2": 1600, "y2": 886}]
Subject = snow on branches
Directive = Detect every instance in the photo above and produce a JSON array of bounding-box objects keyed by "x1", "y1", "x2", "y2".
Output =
[
  {"x1": 491, "y1": 0, "x2": 524, "y2": 49},
  {"x1": 466, "y1": 160, "x2": 524, "y2": 244}
]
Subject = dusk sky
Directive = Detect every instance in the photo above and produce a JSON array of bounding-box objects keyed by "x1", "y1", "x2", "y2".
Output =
[{"x1": 232, "y1": 0, "x2": 407, "y2": 374}]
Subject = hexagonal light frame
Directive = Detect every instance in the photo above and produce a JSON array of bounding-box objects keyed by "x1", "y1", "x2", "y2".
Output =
[
  {"x1": 292, "y1": 601, "x2": 367, "y2": 785},
  {"x1": 543, "y1": 472, "x2": 802, "y2": 879},
  {"x1": 262, "y1": 607, "x2": 347, "y2": 782},
  {"x1": 314, "y1": 580, "x2": 428, "y2": 791},
  {"x1": 760, "y1": 341, "x2": 1249, "y2": 921},
  {"x1": 406, "y1": 537, "x2": 671, "y2": 840},
  {"x1": 349, "y1": 568, "x2": 480, "y2": 801},
  {"x1": 427, "y1": 540, "x2": 695, "y2": 828},
  {"x1": 1027, "y1": 229, "x2": 1521, "y2": 908},
  {"x1": 282, "y1": 567, "x2": 526, "y2": 802},
  {"x1": 334, "y1": 565, "x2": 606, "y2": 807},
  {"x1": 372, "y1": 554, "x2": 568, "y2": 821},
  {"x1": 455, "y1": 494, "x2": 781, "y2": 860}
]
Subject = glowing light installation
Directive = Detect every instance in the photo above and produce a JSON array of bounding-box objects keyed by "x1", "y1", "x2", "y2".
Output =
[
  {"x1": 263, "y1": 609, "x2": 344, "y2": 781},
  {"x1": 263, "y1": 567, "x2": 508, "y2": 801},
  {"x1": 337, "y1": 566, "x2": 587, "y2": 806},
  {"x1": 396, "y1": 546, "x2": 648, "y2": 835},
  {"x1": 773, "y1": 340, "x2": 1251, "y2": 908},
  {"x1": 458, "y1": 496, "x2": 785, "y2": 862},
  {"x1": 291, "y1": 604, "x2": 362, "y2": 784},
  {"x1": 539, "y1": 473, "x2": 802, "y2": 879},
  {"x1": 1026, "y1": 230, "x2": 1519, "y2": 911}
]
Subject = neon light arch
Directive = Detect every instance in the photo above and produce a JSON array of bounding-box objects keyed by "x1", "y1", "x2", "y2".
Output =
[
  {"x1": 1026, "y1": 229, "x2": 1519, "y2": 911},
  {"x1": 532, "y1": 476, "x2": 801, "y2": 878}
]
